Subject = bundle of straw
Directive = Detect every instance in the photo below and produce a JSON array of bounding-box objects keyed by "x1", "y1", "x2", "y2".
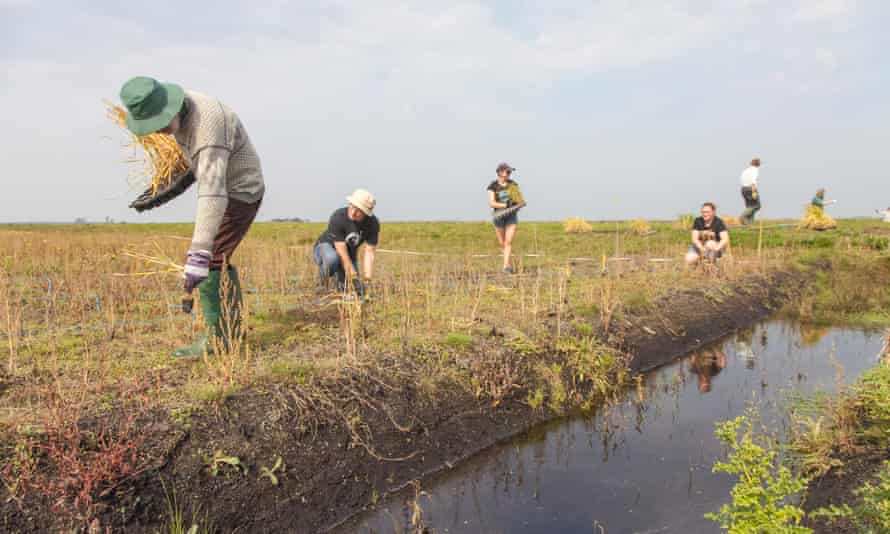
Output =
[
  {"x1": 105, "y1": 102, "x2": 189, "y2": 195},
  {"x1": 563, "y1": 217, "x2": 593, "y2": 233},
  {"x1": 801, "y1": 205, "x2": 836, "y2": 231},
  {"x1": 113, "y1": 244, "x2": 184, "y2": 278},
  {"x1": 630, "y1": 219, "x2": 652, "y2": 236}
]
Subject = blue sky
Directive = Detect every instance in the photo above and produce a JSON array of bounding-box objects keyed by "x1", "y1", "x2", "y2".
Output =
[{"x1": 2, "y1": 0, "x2": 888, "y2": 222}]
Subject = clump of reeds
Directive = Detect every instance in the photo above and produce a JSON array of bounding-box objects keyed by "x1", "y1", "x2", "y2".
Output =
[
  {"x1": 723, "y1": 216, "x2": 741, "y2": 227},
  {"x1": 675, "y1": 214, "x2": 695, "y2": 230},
  {"x1": 630, "y1": 219, "x2": 651, "y2": 236},
  {"x1": 801, "y1": 205, "x2": 836, "y2": 230},
  {"x1": 105, "y1": 102, "x2": 189, "y2": 195},
  {"x1": 563, "y1": 218, "x2": 593, "y2": 233}
]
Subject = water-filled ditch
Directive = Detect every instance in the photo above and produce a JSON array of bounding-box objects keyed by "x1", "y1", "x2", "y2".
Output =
[{"x1": 345, "y1": 321, "x2": 883, "y2": 533}]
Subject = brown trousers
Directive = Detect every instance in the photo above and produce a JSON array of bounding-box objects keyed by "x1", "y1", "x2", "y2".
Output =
[{"x1": 211, "y1": 197, "x2": 261, "y2": 270}]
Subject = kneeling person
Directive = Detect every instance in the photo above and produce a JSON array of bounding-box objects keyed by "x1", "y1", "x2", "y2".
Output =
[
  {"x1": 685, "y1": 202, "x2": 729, "y2": 265},
  {"x1": 314, "y1": 189, "x2": 379, "y2": 294}
]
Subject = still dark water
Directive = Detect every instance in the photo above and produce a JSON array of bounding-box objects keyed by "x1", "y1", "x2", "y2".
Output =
[{"x1": 344, "y1": 322, "x2": 883, "y2": 534}]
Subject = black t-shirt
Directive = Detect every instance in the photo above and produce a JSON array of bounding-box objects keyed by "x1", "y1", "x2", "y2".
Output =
[
  {"x1": 316, "y1": 207, "x2": 380, "y2": 259},
  {"x1": 487, "y1": 179, "x2": 517, "y2": 208},
  {"x1": 692, "y1": 216, "x2": 727, "y2": 242}
]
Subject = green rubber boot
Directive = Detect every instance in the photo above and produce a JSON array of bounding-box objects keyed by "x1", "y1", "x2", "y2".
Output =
[{"x1": 172, "y1": 268, "x2": 242, "y2": 358}]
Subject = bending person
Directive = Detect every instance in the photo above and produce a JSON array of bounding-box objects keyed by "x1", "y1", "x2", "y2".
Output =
[
  {"x1": 685, "y1": 202, "x2": 730, "y2": 266},
  {"x1": 739, "y1": 157, "x2": 762, "y2": 225},
  {"x1": 314, "y1": 189, "x2": 379, "y2": 295},
  {"x1": 119, "y1": 76, "x2": 264, "y2": 358}
]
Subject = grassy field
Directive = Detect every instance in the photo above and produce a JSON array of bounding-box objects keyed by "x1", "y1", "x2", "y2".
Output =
[{"x1": 2, "y1": 217, "x2": 890, "y2": 531}]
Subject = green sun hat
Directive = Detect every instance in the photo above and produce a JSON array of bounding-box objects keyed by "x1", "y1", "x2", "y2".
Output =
[{"x1": 119, "y1": 76, "x2": 185, "y2": 136}]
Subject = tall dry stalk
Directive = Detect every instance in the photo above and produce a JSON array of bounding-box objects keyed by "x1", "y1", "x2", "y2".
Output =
[{"x1": 0, "y1": 273, "x2": 21, "y2": 373}]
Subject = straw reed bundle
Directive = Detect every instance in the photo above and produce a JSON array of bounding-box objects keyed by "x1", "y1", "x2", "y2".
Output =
[
  {"x1": 105, "y1": 102, "x2": 189, "y2": 194},
  {"x1": 801, "y1": 205, "x2": 836, "y2": 230},
  {"x1": 630, "y1": 219, "x2": 652, "y2": 236},
  {"x1": 563, "y1": 217, "x2": 593, "y2": 233},
  {"x1": 722, "y1": 216, "x2": 741, "y2": 227}
]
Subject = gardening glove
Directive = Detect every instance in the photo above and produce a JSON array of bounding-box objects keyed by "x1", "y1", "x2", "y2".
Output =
[
  {"x1": 751, "y1": 189, "x2": 759, "y2": 201},
  {"x1": 183, "y1": 250, "x2": 212, "y2": 293},
  {"x1": 129, "y1": 171, "x2": 196, "y2": 213}
]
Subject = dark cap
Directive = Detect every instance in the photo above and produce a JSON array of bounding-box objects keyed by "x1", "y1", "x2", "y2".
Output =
[{"x1": 496, "y1": 162, "x2": 515, "y2": 173}]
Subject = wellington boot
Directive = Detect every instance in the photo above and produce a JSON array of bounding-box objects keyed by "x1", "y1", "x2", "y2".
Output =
[
  {"x1": 171, "y1": 268, "x2": 242, "y2": 358},
  {"x1": 171, "y1": 333, "x2": 211, "y2": 359}
]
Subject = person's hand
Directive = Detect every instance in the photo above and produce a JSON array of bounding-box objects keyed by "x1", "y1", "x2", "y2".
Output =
[
  {"x1": 350, "y1": 276, "x2": 365, "y2": 298},
  {"x1": 183, "y1": 250, "x2": 212, "y2": 292},
  {"x1": 129, "y1": 171, "x2": 196, "y2": 213}
]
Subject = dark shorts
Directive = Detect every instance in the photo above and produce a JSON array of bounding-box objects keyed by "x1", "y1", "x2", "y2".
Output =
[
  {"x1": 493, "y1": 211, "x2": 518, "y2": 228},
  {"x1": 741, "y1": 187, "x2": 761, "y2": 209},
  {"x1": 211, "y1": 197, "x2": 262, "y2": 270}
]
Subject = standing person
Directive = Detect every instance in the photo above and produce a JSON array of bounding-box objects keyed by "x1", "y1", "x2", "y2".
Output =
[
  {"x1": 685, "y1": 202, "x2": 730, "y2": 265},
  {"x1": 739, "y1": 158, "x2": 762, "y2": 225},
  {"x1": 119, "y1": 76, "x2": 265, "y2": 358},
  {"x1": 313, "y1": 189, "x2": 379, "y2": 295},
  {"x1": 487, "y1": 162, "x2": 520, "y2": 274}
]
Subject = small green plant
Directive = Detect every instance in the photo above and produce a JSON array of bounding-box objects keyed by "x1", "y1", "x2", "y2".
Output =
[
  {"x1": 527, "y1": 387, "x2": 545, "y2": 410},
  {"x1": 811, "y1": 460, "x2": 890, "y2": 533},
  {"x1": 864, "y1": 235, "x2": 889, "y2": 251},
  {"x1": 154, "y1": 477, "x2": 215, "y2": 534},
  {"x1": 705, "y1": 412, "x2": 811, "y2": 533},
  {"x1": 204, "y1": 450, "x2": 246, "y2": 477},
  {"x1": 444, "y1": 332, "x2": 473, "y2": 349},
  {"x1": 259, "y1": 455, "x2": 284, "y2": 486},
  {"x1": 572, "y1": 321, "x2": 594, "y2": 337}
]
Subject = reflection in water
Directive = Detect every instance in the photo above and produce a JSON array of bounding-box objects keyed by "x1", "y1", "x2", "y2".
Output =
[
  {"x1": 347, "y1": 322, "x2": 882, "y2": 534},
  {"x1": 799, "y1": 323, "x2": 831, "y2": 347},
  {"x1": 688, "y1": 349, "x2": 727, "y2": 393}
]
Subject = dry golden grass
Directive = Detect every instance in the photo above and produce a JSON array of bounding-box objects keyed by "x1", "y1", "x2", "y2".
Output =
[
  {"x1": 105, "y1": 103, "x2": 189, "y2": 194},
  {"x1": 0, "y1": 219, "x2": 844, "y2": 432},
  {"x1": 563, "y1": 217, "x2": 593, "y2": 233}
]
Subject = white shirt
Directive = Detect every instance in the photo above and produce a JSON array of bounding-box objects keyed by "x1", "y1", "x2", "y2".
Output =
[{"x1": 740, "y1": 166, "x2": 759, "y2": 187}]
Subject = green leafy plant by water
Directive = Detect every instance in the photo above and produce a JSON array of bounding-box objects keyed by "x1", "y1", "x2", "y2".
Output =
[
  {"x1": 810, "y1": 460, "x2": 890, "y2": 533},
  {"x1": 705, "y1": 413, "x2": 811, "y2": 533}
]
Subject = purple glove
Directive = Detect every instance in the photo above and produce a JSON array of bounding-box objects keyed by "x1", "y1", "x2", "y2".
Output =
[{"x1": 183, "y1": 250, "x2": 212, "y2": 292}]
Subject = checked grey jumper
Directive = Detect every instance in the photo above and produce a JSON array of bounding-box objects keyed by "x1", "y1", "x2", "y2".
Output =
[{"x1": 174, "y1": 91, "x2": 265, "y2": 252}]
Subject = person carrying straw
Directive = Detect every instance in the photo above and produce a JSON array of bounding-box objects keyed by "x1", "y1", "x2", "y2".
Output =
[
  {"x1": 487, "y1": 162, "x2": 524, "y2": 274},
  {"x1": 119, "y1": 76, "x2": 265, "y2": 358}
]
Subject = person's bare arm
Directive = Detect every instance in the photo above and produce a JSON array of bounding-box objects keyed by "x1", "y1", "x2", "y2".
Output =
[
  {"x1": 691, "y1": 230, "x2": 703, "y2": 249},
  {"x1": 717, "y1": 231, "x2": 730, "y2": 251},
  {"x1": 362, "y1": 245, "x2": 376, "y2": 280},
  {"x1": 333, "y1": 241, "x2": 357, "y2": 278},
  {"x1": 488, "y1": 190, "x2": 508, "y2": 209}
]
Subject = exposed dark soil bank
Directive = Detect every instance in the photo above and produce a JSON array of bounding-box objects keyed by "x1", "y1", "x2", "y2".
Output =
[
  {"x1": 804, "y1": 450, "x2": 890, "y2": 533},
  {"x1": 1, "y1": 269, "x2": 805, "y2": 533}
]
